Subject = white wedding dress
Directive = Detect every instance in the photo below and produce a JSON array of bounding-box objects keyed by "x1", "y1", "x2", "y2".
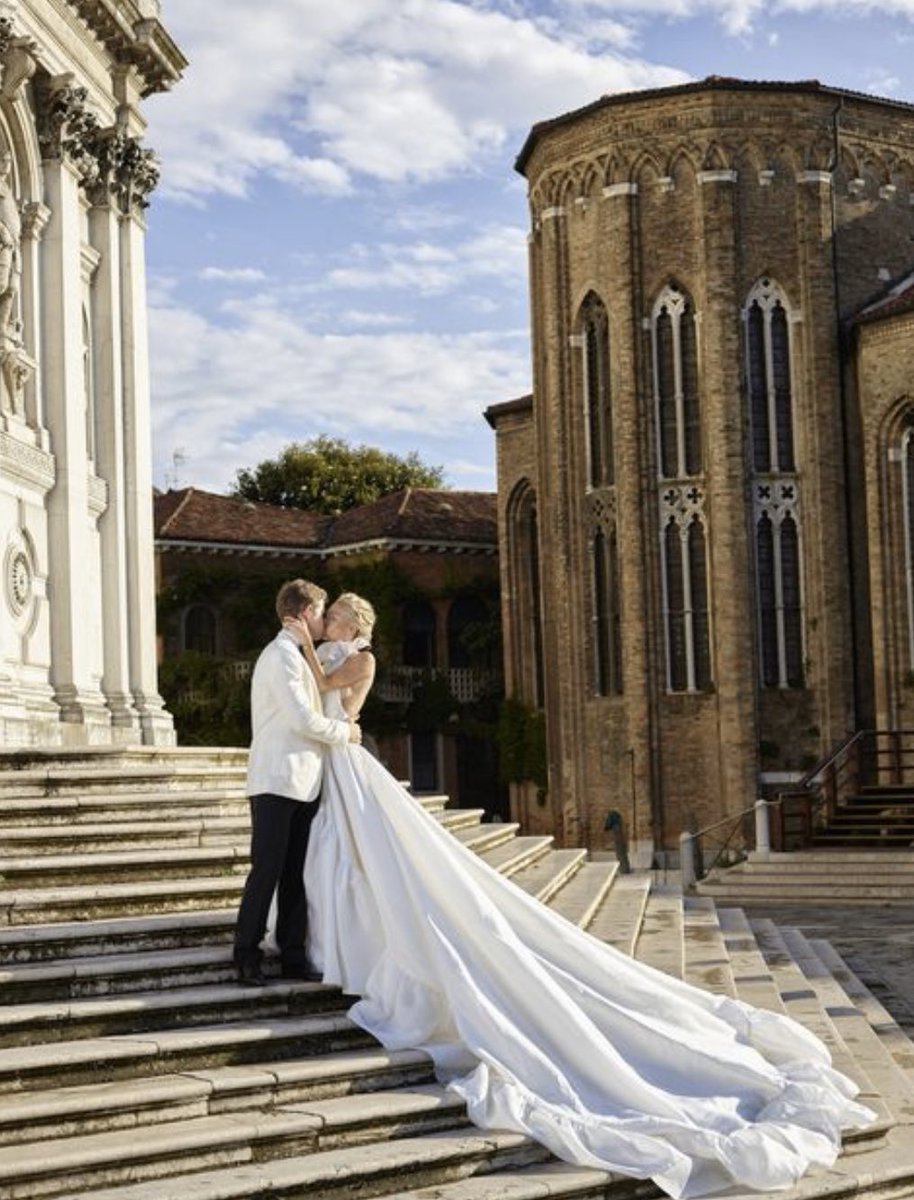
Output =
[{"x1": 304, "y1": 641, "x2": 874, "y2": 1199}]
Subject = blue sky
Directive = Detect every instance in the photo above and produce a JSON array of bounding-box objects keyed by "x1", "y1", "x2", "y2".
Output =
[{"x1": 143, "y1": 0, "x2": 914, "y2": 495}]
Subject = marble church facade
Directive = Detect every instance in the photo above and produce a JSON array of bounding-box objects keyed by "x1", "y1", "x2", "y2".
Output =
[
  {"x1": 0, "y1": 0, "x2": 183, "y2": 746},
  {"x1": 488, "y1": 79, "x2": 914, "y2": 859}
]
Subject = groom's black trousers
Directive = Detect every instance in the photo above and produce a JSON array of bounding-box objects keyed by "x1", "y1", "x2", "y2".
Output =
[{"x1": 233, "y1": 792, "x2": 321, "y2": 968}]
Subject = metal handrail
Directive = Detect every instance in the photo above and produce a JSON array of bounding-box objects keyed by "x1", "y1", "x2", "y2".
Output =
[
  {"x1": 680, "y1": 798, "x2": 781, "y2": 888},
  {"x1": 795, "y1": 729, "x2": 860, "y2": 789}
]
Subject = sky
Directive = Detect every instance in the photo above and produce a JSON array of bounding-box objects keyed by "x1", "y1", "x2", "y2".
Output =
[{"x1": 143, "y1": 0, "x2": 914, "y2": 497}]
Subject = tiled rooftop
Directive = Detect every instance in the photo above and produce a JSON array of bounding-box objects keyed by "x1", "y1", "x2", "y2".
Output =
[{"x1": 154, "y1": 486, "x2": 497, "y2": 554}]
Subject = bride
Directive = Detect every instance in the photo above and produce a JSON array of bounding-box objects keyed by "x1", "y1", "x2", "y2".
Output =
[{"x1": 286, "y1": 592, "x2": 874, "y2": 1200}]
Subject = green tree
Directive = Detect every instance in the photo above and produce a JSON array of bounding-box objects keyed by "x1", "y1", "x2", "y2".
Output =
[{"x1": 232, "y1": 436, "x2": 444, "y2": 514}]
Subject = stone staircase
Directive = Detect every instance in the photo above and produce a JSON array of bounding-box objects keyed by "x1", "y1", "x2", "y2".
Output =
[
  {"x1": 697, "y1": 849, "x2": 914, "y2": 904},
  {"x1": 1, "y1": 749, "x2": 914, "y2": 1200}
]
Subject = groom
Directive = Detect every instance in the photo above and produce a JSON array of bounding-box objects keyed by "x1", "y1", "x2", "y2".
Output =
[{"x1": 233, "y1": 578, "x2": 361, "y2": 986}]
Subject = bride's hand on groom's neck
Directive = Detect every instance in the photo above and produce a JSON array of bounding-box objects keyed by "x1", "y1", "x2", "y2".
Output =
[{"x1": 282, "y1": 617, "x2": 313, "y2": 649}]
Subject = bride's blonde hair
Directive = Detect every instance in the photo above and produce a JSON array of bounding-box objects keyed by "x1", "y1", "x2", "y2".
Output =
[{"x1": 335, "y1": 592, "x2": 376, "y2": 642}]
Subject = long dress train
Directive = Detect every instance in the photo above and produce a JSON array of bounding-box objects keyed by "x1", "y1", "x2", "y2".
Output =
[{"x1": 305, "y1": 643, "x2": 874, "y2": 1200}]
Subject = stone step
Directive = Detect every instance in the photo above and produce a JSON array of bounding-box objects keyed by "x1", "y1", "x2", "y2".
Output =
[
  {"x1": 715, "y1": 907, "x2": 786, "y2": 1014},
  {"x1": 0, "y1": 877, "x2": 245, "y2": 925},
  {"x1": 777, "y1": 928, "x2": 914, "y2": 1124},
  {"x1": 0, "y1": 1084, "x2": 470, "y2": 1199},
  {"x1": 0, "y1": 789, "x2": 250, "y2": 827},
  {"x1": 0, "y1": 1011, "x2": 373, "y2": 1094},
  {"x1": 749, "y1": 919, "x2": 874, "y2": 1097},
  {"x1": 0, "y1": 764, "x2": 249, "y2": 801},
  {"x1": 551, "y1": 861, "x2": 618, "y2": 930},
  {"x1": 680, "y1": 896, "x2": 737, "y2": 997},
  {"x1": 0, "y1": 1046, "x2": 435, "y2": 1147},
  {"x1": 632, "y1": 885, "x2": 683, "y2": 978},
  {"x1": 49, "y1": 1127, "x2": 551, "y2": 1200},
  {"x1": 0, "y1": 978, "x2": 351, "y2": 1049},
  {"x1": 451, "y1": 822, "x2": 520, "y2": 856},
  {"x1": 387, "y1": 1161, "x2": 613, "y2": 1200},
  {"x1": 809, "y1": 938, "x2": 914, "y2": 1088},
  {"x1": 474, "y1": 834, "x2": 551, "y2": 877},
  {"x1": 739, "y1": 851, "x2": 914, "y2": 870},
  {"x1": 0, "y1": 909, "x2": 237, "y2": 964},
  {"x1": 0, "y1": 945, "x2": 241, "y2": 1002},
  {"x1": 501, "y1": 848, "x2": 585, "y2": 904},
  {"x1": 699, "y1": 877, "x2": 914, "y2": 902},
  {"x1": 582, "y1": 872, "x2": 650, "y2": 955},
  {"x1": 0, "y1": 818, "x2": 252, "y2": 856},
  {"x1": 0, "y1": 845, "x2": 249, "y2": 889}
]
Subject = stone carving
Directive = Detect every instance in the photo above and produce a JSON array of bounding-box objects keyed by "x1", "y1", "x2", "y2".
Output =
[
  {"x1": 0, "y1": 148, "x2": 20, "y2": 338},
  {"x1": 35, "y1": 75, "x2": 92, "y2": 162},
  {"x1": 0, "y1": 430, "x2": 55, "y2": 490},
  {"x1": 0, "y1": 18, "x2": 37, "y2": 102},
  {"x1": 34, "y1": 75, "x2": 159, "y2": 211},
  {"x1": 112, "y1": 135, "x2": 159, "y2": 211},
  {"x1": 4, "y1": 530, "x2": 35, "y2": 621}
]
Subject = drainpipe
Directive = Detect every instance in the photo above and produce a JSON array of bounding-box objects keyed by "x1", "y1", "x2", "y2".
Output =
[{"x1": 828, "y1": 96, "x2": 861, "y2": 727}]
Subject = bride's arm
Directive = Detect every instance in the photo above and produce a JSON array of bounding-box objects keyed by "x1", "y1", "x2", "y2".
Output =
[{"x1": 284, "y1": 618, "x2": 374, "y2": 693}]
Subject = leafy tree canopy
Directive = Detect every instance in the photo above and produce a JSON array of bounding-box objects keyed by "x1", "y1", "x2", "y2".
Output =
[{"x1": 232, "y1": 436, "x2": 445, "y2": 514}]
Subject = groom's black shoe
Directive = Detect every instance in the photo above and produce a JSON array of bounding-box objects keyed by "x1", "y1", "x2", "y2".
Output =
[
  {"x1": 280, "y1": 960, "x2": 322, "y2": 983},
  {"x1": 236, "y1": 961, "x2": 268, "y2": 987}
]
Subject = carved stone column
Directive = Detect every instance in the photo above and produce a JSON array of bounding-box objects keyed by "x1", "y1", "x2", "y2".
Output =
[
  {"x1": 85, "y1": 130, "x2": 138, "y2": 733},
  {"x1": 36, "y1": 76, "x2": 111, "y2": 739},
  {"x1": 113, "y1": 121, "x2": 174, "y2": 744}
]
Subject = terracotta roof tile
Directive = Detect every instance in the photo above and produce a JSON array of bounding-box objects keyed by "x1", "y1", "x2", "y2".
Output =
[
  {"x1": 154, "y1": 487, "x2": 497, "y2": 553},
  {"x1": 154, "y1": 488, "x2": 330, "y2": 549},
  {"x1": 331, "y1": 488, "x2": 497, "y2": 547}
]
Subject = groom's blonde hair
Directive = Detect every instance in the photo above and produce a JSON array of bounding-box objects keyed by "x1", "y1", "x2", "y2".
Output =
[{"x1": 275, "y1": 579, "x2": 327, "y2": 623}]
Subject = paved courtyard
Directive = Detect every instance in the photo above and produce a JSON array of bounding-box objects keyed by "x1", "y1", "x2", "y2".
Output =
[{"x1": 739, "y1": 902, "x2": 914, "y2": 1032}]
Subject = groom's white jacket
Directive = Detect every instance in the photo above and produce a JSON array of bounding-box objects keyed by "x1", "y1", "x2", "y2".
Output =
[{"x1": 246, "y1": 628, "x2": 351, "y2": 802}]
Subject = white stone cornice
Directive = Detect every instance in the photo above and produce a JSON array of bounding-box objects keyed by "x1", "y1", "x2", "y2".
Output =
[
  {"x1": 0, "y1": 428, "x2": 55, "y2": 490},
  {"x1": 568, "y1": 334, "x2": 585, "y2": 349},
  {"x1": 698, "y1": 169, "x2": 737, "y2": 184},
  {"x1": 758, "y1": 169, "x2": 775, "y2": 187},
  {"x1": 658, "y1": 177, "x2": 674, "y2": 193},
  {"x1": 602, "y1": 182, "x2": 637, "y2": 198},
  {"x1": 797, "y1": 170, "x2": 832, "y2": 186},
  {"x1": 541, "y1": 206, "x2": 565, "y2": 220}
]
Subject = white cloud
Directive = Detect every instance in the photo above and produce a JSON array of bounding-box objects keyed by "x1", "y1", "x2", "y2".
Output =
[
  {"x1": 339, "y1": 310, "x2": 415, "y2": 328},
  {"x1": 198, "y1": 266, "x2": 268, "y2": 283},
  {"x1": 148, "y1": 0, "x2": 687, "y2": 202},
  {"x1": 322, "y1": 224, "x2": 527, "y2": 296},
  {"x1": 148, "y1": 293, "x2": 528, "y2": 491}
]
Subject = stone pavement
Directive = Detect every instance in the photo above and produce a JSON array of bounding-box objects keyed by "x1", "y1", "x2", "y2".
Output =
[{"x1": 739, "y1": 902, "x2": 914, "y2": 1033}]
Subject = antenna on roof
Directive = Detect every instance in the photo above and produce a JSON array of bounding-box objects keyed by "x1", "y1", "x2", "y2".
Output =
[{"x1": 165, "y1": 447, "x2": 187, "y2": 491}]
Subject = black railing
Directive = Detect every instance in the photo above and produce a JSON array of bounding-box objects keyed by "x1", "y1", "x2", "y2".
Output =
[{"x1": 773, "y1": 729, "x2": 914, "y2": 847}]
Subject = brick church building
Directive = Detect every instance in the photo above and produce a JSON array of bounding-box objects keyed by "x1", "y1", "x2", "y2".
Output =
[{"x1": 487, "y1": 78, "x2": 914, "y2": 862}]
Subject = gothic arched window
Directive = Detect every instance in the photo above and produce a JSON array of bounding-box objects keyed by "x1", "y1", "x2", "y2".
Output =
[
  {"x1": 592, "y1": 526, "x2": 623, "y2": 695},
  {"x1": 579, "y1": 292, "x2": 613, "y2": 487},
  {"x1": 746, "y1": 279, "x2": 795, "y2": 473},
  {"x1": 662, "y1": 515, "x2": 712, "y2": 692},
  {"x1": 746, "y1": 279, "x2": 804, "y2": 688},
  {"x1": 507, "y1": 481, "x2": 545, "y2": 708},
  {"x1": 652, "y1": 285, "x2": 701, "y2": 479},
  {"x1": 903, "y1": 428, "x2": 914, "y2": 668}
]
